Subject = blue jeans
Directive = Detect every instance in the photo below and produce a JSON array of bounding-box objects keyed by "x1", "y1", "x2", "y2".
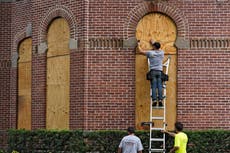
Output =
[{"x1": 150, "y1": 70, "x2": 163, "y2": 101}]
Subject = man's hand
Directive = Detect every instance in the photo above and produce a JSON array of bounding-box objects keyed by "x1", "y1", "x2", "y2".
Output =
[
  {"x1": 150, "y1": 39, "x2": 155, "y2": 44},
  {"x1": 137, "y1": 41, "x2": 146, "y2": 55},
  {"x1": 170, "y1": 146, "x2": 179, "y2": 153},
  {"x1": 118, "y1": 148, "x2": 122, "y2": 153},
  {"x1": 169, "y1": 148, "x2": 174, "y2": 153},
  {"x1": 137, "y1": 40, "x2": 141, "y2": 46}
]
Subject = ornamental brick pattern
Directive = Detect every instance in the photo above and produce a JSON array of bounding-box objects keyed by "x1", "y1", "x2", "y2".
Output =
[{"x1": 0, "y1": 1, "x2": 229, "y2": 147}]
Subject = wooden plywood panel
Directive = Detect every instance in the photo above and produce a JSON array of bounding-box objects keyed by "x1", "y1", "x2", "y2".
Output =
[
  {"x1": 18, "y1": 38, "x2": 32, "y2": 130},
  {"x1": 135, "y1": 13, "x2": 177, "y2": 130},
  {"x1": 47, "y1": 18, "x2": 70, "y2": 57},
  {"x1": 46, "y1": 56, "x2": 70, "y2": 129},
  {"x1": 135, "y1": 55, "x2": 150, "y2": 127},
  {"x1": 46, "y1": 18, "x2": 70, "y2": 130}
]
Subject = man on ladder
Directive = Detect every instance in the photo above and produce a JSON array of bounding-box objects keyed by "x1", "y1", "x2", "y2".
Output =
[
  {"x1": 138, "y1": 39, "x2": 169, "y2": 153},
  {"x1": 137, "y1": 39, "x2": 164, "y2": 107}
]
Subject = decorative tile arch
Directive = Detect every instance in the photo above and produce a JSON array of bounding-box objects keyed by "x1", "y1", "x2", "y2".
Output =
[
  {"x1": 123, "y1": 1, "x2": 190, "y2": 49},
  {"x1": 12, "y1": 23, "x2": 32, "y2": 68},
  {"x1": 38, "y1": 5, "x2": 78, "y2": 51}
]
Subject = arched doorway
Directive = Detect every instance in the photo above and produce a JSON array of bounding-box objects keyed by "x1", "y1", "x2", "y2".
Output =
[
  {"x1": 46, "y1": 18, "x2": 70, "y2": 130},
  {"x1": 17, "y1": 37, "x2": 32, "y2": 130},
  {"x1": 135, "y1": 13, "x2": 177, "y2": 130}
]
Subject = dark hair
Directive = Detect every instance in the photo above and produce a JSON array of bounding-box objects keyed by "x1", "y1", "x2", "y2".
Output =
[
  {"x1": 175, "y1": 122, "x2": 183, "y2": 131},
  {"x1": 152, "y1": 42, "x2": 161, "y2": 49},
  {"x1": 127, "y1": 127, "x2": 135, "y2": 134}
]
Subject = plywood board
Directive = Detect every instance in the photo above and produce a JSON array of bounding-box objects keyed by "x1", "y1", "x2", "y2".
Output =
[
  {"x1": 46, "y1": 18, "x2": 70, "y2": 130},
  {"x1": 46, "y1": 56, "x2": 70, "y2": 129},
  {"x1": 18, "y1": 38, "x2": 32, "y2": 130},
  {"x1": 47, "y1": 18, "x2": 70, "y2": 57},
  {"x1": 135, "y1": 13, "x2": 177, "y2": 130}
]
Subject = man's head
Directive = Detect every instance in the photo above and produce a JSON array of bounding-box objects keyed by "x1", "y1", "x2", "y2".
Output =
[
  {"x1": 175, "y1": 122, "x2": 183, "y2": 132},
  {"x1": 127, "y1": 127, "x2": 135, "y2": 134},
  {"x1": 152, "y1": 42, "x2": 161, "y2": 50}
]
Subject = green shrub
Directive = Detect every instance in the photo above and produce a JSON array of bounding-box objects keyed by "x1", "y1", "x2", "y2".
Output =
[{"x1": 6, "y1": 129, "x2": 230, "y2": 153}]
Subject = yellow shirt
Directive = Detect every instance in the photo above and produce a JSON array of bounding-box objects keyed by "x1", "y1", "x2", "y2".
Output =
[{"x1": 174, "y1": 132, "x2": 188, "y2": 153}]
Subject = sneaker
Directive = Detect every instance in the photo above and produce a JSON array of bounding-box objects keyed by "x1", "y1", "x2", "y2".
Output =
[
  {"x1": 158, "y1": 101, "x2": 163, "y2": 107},
  {"x1": 152, "y1": 100, "x2": 157, "y2": 107}
]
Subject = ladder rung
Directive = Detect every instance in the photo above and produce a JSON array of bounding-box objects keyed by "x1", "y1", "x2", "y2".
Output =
[
  {"x1": 152, "y1": 116, "x2": 164, "y2": 120},
  {"x1": 149, "y1": 148, "x2": 165, "y2": 152},
  {"x1": 151, "y1": 128, "x2": 164, "y2": 130},
  {"x1": 150, "y1": 138, "x2": 164, "y2": 141},
  {"x1": 152, "y1": 106, "x2": 164, "y2": 109}
]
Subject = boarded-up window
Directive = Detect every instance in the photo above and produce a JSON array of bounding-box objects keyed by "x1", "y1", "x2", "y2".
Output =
[
  {"x1": 18, "y1": 37, "x2": 32, "y2": 130},
  {"x1": 46, "y1": 18, "x2": 70, "y2": 130},
  {"x1": 135, "y1": 13, "x2": 177, "y2": 130}
]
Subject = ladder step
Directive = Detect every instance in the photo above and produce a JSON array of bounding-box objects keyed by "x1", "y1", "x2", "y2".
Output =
[
  {"x1": 152, "y1": 117, "x2": 164, "y2": 120},
  {"x1": 152, "y1": 106, "x2": 164, "y2": 109},
  {"x1": 151, "y1": 128, "x2": 164, "y2": 130},
  {"x1": 150, "y1": 138, "x2": 164, "y2": 141},
  {"x1": 149, "y1": 148, "x2": 165, "y2": 152}
]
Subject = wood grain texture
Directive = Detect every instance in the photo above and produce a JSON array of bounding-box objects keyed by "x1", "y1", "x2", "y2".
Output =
[
  {"x1": 46, "y1": 18, "x2": 70, "y2": 130},
  {"x1": 135, "y1": 13, "x2": 177, "y2": 130},
  {"x1": 18, "y1": 38, "x2": 32, "y2": 130}
]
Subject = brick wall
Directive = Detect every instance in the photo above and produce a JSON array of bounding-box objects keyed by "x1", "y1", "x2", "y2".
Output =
[
  {"x1": 30, "y1": 0, "x2": 87, "y2": 129},
  {"x1": 176, "y1": 0, "x2": 230, "y2": 129},
  {"x1": 0, "y1": 0, "x2": 229, "y2": 138},
  {"x1": 0, "y1": 2, "x2": 12, "y2": 148},
  {"x1": 0, "y1": 2, "x2": 12, "y2": 131}
]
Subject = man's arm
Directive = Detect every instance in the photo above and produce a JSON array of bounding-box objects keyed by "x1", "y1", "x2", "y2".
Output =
[
  {"x1": 170, "y1": 146, "x2": 179, "y2": 153},
  {"x1": 137, "y1": 42, "x2": 148, "y2": 55},
  {"x1": 162, "y1": 130, "x2": 176, "y2": 137},
  {"x1": 117, "y1": 147, "x2": 122, "y2": 153}
]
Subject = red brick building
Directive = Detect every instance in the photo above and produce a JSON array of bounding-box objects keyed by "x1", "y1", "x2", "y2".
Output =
[{"x1": 0, "y1": 0, "x2": 230, "y2": 146}]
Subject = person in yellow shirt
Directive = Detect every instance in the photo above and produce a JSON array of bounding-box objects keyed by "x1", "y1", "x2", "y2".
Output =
[{"x1": 163, "y1": 122, "x2": 188, "y2": 153}]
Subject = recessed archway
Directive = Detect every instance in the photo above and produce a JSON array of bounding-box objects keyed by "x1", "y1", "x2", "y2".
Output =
[
  {"x1": 17, "y1": 37, "x2": 32, "y2": 130},
  {"x1": 135, "y1": 13, "x2": 177, "y2": 130},
  {"x1": 46, "y1": 17, "x2": 70, "y2": 130}
]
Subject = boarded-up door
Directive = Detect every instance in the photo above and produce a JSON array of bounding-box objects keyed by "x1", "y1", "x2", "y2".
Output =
[
  {"x1": 46, "y1": 18, "x2": 70, "y2": 130},
  {"x1": 18, "y1": 38, "x2": 32, "y2": 130},
  {"x1": 135, "y1": 13, "x2": 177, "y2": 130}
]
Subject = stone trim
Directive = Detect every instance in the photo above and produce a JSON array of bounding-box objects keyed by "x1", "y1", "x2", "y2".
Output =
[
  {"x1": 37, "y1": 42, "x2": 48, "y2": 54},
  {"x1": 0, "y1": 0, "x2": 16, "y2": 2},
  {"x1": 123, "y1": 37, "x2": 137, "y2": 48},
  {"x1": 190, "y1": 38, "x2": 230, "y2": 49},
  {"x1": 12, "y1": 23, "x2": 32, "y2": 67},
  {"x1": 216, "y1": 0, "x2": 229, "y2": 4},
  {"x1": 11, "y1": 52, "x2": 18, "y2": 68},
  {"x1": 175, "y1": 37, "x2": 190, "y2": 49},
  {"x1": 69, "y1": 39, "x2": 78, "y2": 50}
]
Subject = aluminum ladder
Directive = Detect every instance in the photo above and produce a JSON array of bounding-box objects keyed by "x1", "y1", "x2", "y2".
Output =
[{"x1": 148, "y1": 56, "x2": 171, "y2": 153}]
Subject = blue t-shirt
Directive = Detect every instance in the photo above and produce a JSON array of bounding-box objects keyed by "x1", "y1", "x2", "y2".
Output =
[{"x1": 146, "y1": 50, "x2": 164, "y2": 71}]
